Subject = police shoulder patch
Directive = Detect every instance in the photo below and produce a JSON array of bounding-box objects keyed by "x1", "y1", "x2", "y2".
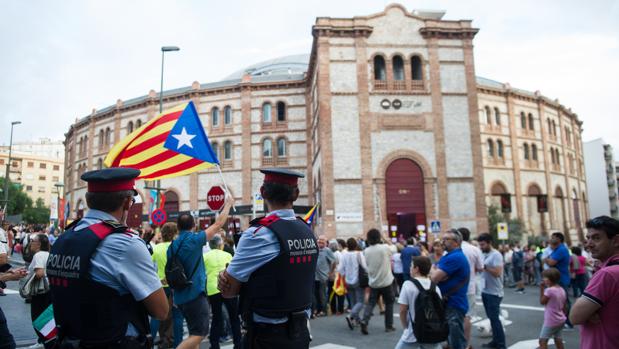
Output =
[
  {"x1": 249, "y1": 216, "x2": 266, "y2": 226},
  {"x1": 257, "y1": 215, "x2": 280, "y2": 227}
]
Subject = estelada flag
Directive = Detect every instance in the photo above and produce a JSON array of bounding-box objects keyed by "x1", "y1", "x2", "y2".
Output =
[
  {"x1": 303, "y1": 203, "x2": 319, "y2": 224},
  {"x1": 104, "y1": 101, "x2": 219, "y2": 180}
]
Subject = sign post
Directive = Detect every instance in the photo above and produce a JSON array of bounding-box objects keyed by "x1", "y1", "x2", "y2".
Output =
[
  {"x1": 497, "y1": 222, "x2": 509, "y2": 241},
  {"x1": 207, "y1": 186, "x2": 226, "y2": 211}
]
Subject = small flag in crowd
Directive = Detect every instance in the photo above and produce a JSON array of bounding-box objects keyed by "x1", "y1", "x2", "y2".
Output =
[
  {"x1": 303, "y1": 203, "x2": 319, "y2": 224},
  {"x1": 104, "y1": 101, "x2": 219, "y2": 180},
  {"x1": 33, "y1": 304, "x2": 57, "y2": 342}
]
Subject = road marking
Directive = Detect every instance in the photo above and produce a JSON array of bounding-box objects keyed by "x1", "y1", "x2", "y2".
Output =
[
  {"x1": 2, "y1": 289, "x2": 19, "y2": 295},
  {"x1": 222, "y1": 343, "x2": 355, "y2": 349},
  {"x1": 508, "y1": 338, "x2": 564, "y2": 349},
  {"x1": 476, "y1": 302, "x2": 544, "y2": 312}
]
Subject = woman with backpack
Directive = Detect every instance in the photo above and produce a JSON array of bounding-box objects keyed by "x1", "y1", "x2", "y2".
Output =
[
  {"x1": 338, "y1": 237, "x2": 368, "y2": 330},
  {"x1": 396, "y1": 255, "x2": 445, "y2": 349}
]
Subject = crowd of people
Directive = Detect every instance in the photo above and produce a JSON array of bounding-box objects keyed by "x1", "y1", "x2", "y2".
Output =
[{"x1": 0, "y1": 166, "x2": 618, "y2": 349}]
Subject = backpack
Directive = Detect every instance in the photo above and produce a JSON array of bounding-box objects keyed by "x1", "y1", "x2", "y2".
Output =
[
  {"x1": 22, "y1": 235, "x2": 34, "y2": 264},
  {"x1": 410, "y1": 278, "x2": 449, "y2": 344},
  {"x1": 164, "y1": 236, "x2": 201, "y2": 290}
]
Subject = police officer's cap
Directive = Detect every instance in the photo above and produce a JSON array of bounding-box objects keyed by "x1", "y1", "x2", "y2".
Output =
[
  {"x1": 81, "y1": 167, "x2": 140, "y2": 195},
  {"x1": 260, "y1": 168, "x2": 304, "y2": 186}
]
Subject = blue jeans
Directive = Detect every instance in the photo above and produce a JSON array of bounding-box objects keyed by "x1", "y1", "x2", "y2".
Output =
[
  {"x1": 150, "y1": 288, "x2": 184, "y2": 348},
  {"x1": 482, "y1": 293, "x2": 506, "y2": 349},
  {"x1": 445, "y1": 306, "x2": 466, "y2": 349},
  {"x1": 348, "y1": 284, "x2": 365, "y2": 321}
]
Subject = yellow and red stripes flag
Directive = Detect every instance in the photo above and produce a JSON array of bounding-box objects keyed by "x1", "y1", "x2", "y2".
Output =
[{"x1": 104, "y1": 101, "x2": 219, "y2": 180}]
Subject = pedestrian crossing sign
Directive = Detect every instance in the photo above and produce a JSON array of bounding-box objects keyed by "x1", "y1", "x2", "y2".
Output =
[{"x1": 430, "y1": 220, "x2": 441, "y2": 233}]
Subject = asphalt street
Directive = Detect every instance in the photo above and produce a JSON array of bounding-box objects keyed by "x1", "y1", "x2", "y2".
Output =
[{"x1": 2, "y1": 253, "x2": 580, "y2": 348}]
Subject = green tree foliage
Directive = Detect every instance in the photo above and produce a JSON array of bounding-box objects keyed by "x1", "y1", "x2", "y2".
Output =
[
  {"x1": 23, "y1": 198, "x2": 51, "y2": 224},
  {"x1": 0, "y1": 178, "x2": 50, "y2": 224},
  {"x1": 487, "y1": 204, "x2": 525, "y2": 244},
  {"x1": 0, "y1": 177, "x2": 32, "y2": 215}
]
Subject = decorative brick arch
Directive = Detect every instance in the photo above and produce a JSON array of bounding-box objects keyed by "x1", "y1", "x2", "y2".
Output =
[
  {"x1": 489, "y1": 180, "x2": 508, "y2": 195},
  {"x1": 526, "y1": 182, "x2": 542, "y2": 196},
  {"x1": 375, "y1": 150, "x2": 436, "y2": 229}
]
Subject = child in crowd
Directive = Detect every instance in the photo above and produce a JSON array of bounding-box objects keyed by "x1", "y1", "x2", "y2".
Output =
[
  {"x1": 396, "y1": 256, "x2": 442, "y2": 349},
  {"x1": 538, "y1": 268, "x2": 566, "y2": 349}
]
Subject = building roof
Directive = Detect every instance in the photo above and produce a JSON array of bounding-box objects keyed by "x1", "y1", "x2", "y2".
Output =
[{"x1": 223, "y1": 54, "x2": 310, "y2": 80}]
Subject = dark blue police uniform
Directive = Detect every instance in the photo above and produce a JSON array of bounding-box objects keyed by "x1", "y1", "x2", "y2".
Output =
[
  {"x1": 48, "y1": 168, "x2": 161, "y2": 349},
  {"x1": 226, "y1": 168, "x2": 318, "y2": 349}
]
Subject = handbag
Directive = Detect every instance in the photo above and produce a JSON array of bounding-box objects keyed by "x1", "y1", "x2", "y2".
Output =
[
  {"x1": 357, "y1": 252, "x2": 369, "y2": 288},
  {"x1": 19, "y1": 272, "x2": 50, "y2": 298}
]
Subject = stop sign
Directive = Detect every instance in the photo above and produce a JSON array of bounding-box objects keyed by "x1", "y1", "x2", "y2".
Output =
[{"x1": 207, "y1": 186, "x2": 226, "y2": 211}]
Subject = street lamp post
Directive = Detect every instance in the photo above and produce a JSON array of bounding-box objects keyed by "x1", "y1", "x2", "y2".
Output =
[
  {"x1": 2, "y1": 121, "x2": 21, "y2": 220},
  {"x1": 153, "y1": 46, "x2": 180, "y2": 208}
]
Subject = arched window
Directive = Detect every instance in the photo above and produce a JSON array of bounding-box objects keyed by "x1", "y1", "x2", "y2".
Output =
[
  {"x1": 136, "y1": 119, "x2": 142, "y2": 128},
  {"x1": 392, "y1": 55, "x2": 404, "y2": 80},
  {"x1": 532, "y1": 144, "x2": 538, "y2": 161},
  {"x1": 520, "y1": 112, "x2": 527, "y2": 129},
  {"x1": 550, "y1": 148, "x2": 556, "y2": 164},
  {"x1": 105, "y1": 128, "x2": 112, "y2": 145},
  {"x1": 212, "y1": 107, "x2": 220, "y2": 127},
  {"x1": 487, "y1": 139, "x2": 495, "y2": 157},
  {"x1": 551, "y1": 120, "x2": 556, "y2": 135},
  {"x1": 224, "y1": 106, "x2": 232, "y2": 125},
  {"x1": 373, "y1": 55, "x2": 386, "y2": 80},
  {"x1": 83, "y1": 136, "x2": 88, "y2": 155},
  {"x1": 211, "y1": 142, "x2": 219, "y2": 160},
  {"x1": 547, "y1": 118, "x2": 551, "y2": 134},
  {"x1": 485, "y1": 106, "x2": 492, "y2": 124},
  {"x1": 411, "y1": 55, "x2": 423, "y2": 81},
  {"x1": 127, "y1": 121, "x2": 134, "y2": 133},
  {"x1": 528, "y1": 113, "x2": 534, "y2": 130},
  {"x1": 97, "y1": 158, "x2": 103, "y2": 170},
  {"x1": 262, "y1": 139, "x2": 272, "y2": 157},
  {"x1": 555, "y1": 149, "x2": 560, "y2": 165},
  {"x1": 99, "y1": 129, "x2": 104, "y2": 148},
  {"x1": 523, "y1": 143, "x2": 530, "y2": 160},
  {"x1": 277, "y1": 138, "x2": 286, "y2": 157},
  {"x1": 262, "y1": 103, "x2": 272, "y2": 123},
  {"x1": 277, "y1": 102, "x2": 286, "y2": 122},
  {"x1": 494, "y1": 108, "x2": 501, "y2": 125},
  {"x1": 223, "y1": 140, "x2": 232, "y2": 160},
  {"x1": 497, "y1": 140, "x2": 504, "y2": 158}
]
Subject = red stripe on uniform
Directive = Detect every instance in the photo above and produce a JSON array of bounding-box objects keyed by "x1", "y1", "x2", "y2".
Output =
[
  {"x1": 290, "y1": 257, "x2": 295, "y2": 264},
  {"x1": 89, "y1": 222, "x2": 114, "y2": 240}
]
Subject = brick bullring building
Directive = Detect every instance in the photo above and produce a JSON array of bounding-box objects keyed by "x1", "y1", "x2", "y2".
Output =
[{"x1": 63, "y1": 4, "x2": 588, "y2": 243}]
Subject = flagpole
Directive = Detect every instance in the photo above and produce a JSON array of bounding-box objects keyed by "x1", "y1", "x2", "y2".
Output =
[{"x1": 215, "y1": 164, "x2": 236, "y2": 212}]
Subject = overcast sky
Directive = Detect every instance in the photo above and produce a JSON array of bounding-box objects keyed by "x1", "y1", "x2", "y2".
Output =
[{"x1": 1, "y1": 0, "x2": 617, "y2": 154}]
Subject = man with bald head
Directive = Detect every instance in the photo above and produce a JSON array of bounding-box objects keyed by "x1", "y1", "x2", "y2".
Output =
[{"x1": 314, "y1": 234, "x2": 336, "y2": 317}]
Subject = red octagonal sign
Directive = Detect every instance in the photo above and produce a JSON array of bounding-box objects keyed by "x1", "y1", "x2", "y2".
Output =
[{"x1": 207, "y1": 186, "x2": 226, "y2": 211}]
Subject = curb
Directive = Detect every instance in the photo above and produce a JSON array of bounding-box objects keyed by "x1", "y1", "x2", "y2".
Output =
[{"x1": 15, "y1": 339, "x2": 40, "y2": 348}]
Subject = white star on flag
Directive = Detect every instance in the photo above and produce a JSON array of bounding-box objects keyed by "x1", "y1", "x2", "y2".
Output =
[{"x1": 172, "y1": 127, "x2": 196, "y2": 149}]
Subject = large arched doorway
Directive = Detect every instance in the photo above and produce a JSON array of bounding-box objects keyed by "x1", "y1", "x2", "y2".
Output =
[
  {"x1": 164, "y1": 191, "x2": 180, "y2": 215},
  {"x1": 526, "y1": 184, "x2": 543, "y2": 235},
  {"x1": 385, "y1": 159, "x2": 426, "y2": 240}
]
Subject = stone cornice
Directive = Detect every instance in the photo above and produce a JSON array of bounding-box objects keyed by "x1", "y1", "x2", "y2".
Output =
[
  {"x1": 312, "y1": 25, "x2": 373, "y2": 38},
  {"x1": 419, "y1": 27, "x2": 479, "y2": 40}
]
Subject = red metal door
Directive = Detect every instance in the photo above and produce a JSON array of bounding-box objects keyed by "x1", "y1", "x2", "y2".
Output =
[
  {"x1": 126, "y1": 203, "x2": 143, "y2": 228},
  {"x1": 386, "y1": 159, "x2": 426, "y2": 239}
]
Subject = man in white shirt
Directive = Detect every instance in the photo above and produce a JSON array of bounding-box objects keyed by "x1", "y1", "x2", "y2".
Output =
[
  {"x1": 360, "y1": 229, "x2": 394, "y2": 335},
  {"x1": 458, "y1": 227, "x2": 483, "y2": 348}
]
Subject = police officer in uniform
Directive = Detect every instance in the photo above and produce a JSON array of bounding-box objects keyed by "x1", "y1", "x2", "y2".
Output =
[
  {"x1": 47, "y1": 168, "x2": 168, "y2": 349},
  {"x1": 218, "y1": 168, "x2": 318, "y2": 349}
]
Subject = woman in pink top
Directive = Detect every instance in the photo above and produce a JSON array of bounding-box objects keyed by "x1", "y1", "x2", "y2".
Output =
[
  {"x1": 538, "y1": 268, "x2": 566, "y2": 349},
  {"x1": 569, "y1": 246, "x2": 587, "y2": 297}
]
